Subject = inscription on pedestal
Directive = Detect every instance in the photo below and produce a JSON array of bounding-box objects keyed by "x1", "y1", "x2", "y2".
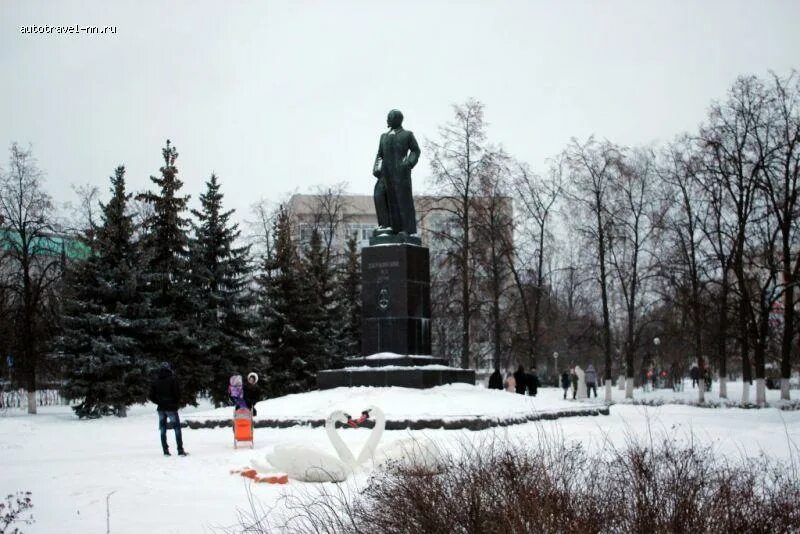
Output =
[{"x1": 361, "y1": 245, "x2": 431, "y2": 356}]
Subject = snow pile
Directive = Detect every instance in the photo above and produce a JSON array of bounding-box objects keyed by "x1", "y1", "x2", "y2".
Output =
[{"x1": 184, "y1": 383, "x2": 605, "y2": 425}]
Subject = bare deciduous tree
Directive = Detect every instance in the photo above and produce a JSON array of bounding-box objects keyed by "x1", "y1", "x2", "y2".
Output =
[
  {"x1": 565, "y1": 137, "x2": 620, "y2": 400},
  {"x1": 759, "y1": 71, "x2": 800, "y2": 400},
  {"x1": 659, "y1": 138, "x2": 711, "y2": 401},
  {"x1": 508, "y1": 157, "x2": 563, "y2": 371},
  {"x1": 427, "y1": 99, "x2": 491, "y2": 368},
  {"x1": 698, "y1": 75, "x2": 772, "y2": 403},
  {"x1": 0, "y1": 143, "x2": 63, "y2": 414}
]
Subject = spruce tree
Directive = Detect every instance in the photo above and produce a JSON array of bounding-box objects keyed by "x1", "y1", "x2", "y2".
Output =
[
  {"x1": 257, "y1": 206, "x2": 321, "y2": 396},
  {"x1": 301, "y1": 228, "x2": 338, "y2": 369},
  {"x1": 335, "y1": 235, "x2": 361, "y2": 359},
  {"x1": 61, "y1": 166, "x2": 159, "y2": 417},
  {"x1": 189, "y1": 174, "x2": 261, "y2": 405},
  {"x1": 137, "y1": 140, "x2": 204, "y2": 406}
]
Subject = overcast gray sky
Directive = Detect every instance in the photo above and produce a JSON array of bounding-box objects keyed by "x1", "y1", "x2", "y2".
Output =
[{"x1": 2, "y1": 0, "x2": 798, "y2": 224}]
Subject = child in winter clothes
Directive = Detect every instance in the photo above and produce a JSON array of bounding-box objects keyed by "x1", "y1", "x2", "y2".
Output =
[
  {"x1": 228, "y1": 375, "x2": 247, "y2": 409},
  {"x1": 243, "y1": 372, "x2": 260, "y2": 416}
]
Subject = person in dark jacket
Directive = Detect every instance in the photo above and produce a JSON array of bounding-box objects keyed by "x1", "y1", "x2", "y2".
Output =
[
  {"x1": 690, "y1": 365, "x2": 700, "y2": 389},
  {"x1": 561, "y1": 370, "x2": 571, "y2": 399},
  {"x1": 585, "y1": 363, "x2": 598, "y2": 398},
  {"x1": 243, "y1": 372, "x2": 261, "y2": 416},
  {"x1": 513, "y1": 365, "x2": 528, "y2": 395},
  {"x1": 570, "y1": 368, "x2": 579, "y2": 399},
  {"x1": 148, "y1": 363, "x2": 186, "y2": 456},
  {"x1": 526, "y1": 368, "x2": 540, "y2": 397},
  {"x1": 488, "y1": 368, "x2": 504, "y2": 390}
]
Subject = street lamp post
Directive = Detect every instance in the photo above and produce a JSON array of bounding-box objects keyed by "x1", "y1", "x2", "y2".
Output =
[
  {"x1": 653, "y1": 337, "x2": 661, "y2": 388},
  {"x1": 553, "y1": 352, "x2": 559, "y2": 385}
]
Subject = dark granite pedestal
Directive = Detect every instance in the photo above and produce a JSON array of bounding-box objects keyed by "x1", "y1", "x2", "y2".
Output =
[
  {"x1": 317, "y1": 242, "x2": 475, "y2": 390},
  {"x1": 361, "y1": 244, "x2": 431, "y2": 356}
]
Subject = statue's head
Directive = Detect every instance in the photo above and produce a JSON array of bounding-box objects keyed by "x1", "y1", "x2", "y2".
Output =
[{"x1": 386, "y1": 109, "x2": 404, "y2": 129}]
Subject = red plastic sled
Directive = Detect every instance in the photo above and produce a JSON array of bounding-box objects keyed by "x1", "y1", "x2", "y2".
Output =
[{"x1": 233, "y1": 408, "x2": 254, "y2": 449}]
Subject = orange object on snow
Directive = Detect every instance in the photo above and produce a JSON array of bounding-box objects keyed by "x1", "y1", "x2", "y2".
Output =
[
  {"x1": 255, "y1": 474, "x2": 289, "y2": 484},
  {"x1": 233, "y1": 408, "x2": 254, "y2": 448},
  {"x1": 240, "y1": 469, "x2": 258, "y2": 479}
]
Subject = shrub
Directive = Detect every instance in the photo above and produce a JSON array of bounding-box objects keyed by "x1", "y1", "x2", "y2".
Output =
[
  {"x1": 233, "y1": 430, "x2": 800, "y2": 533},
  {"x1": 0, "y1": 492, "x2": 34, "y2": 534}
]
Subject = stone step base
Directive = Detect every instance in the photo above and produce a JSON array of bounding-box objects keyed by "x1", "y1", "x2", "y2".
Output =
[
  {"x1": 317, "y1": 367, "x2": 475, "y2": 389},
  {"x1": 344, "y1": 356, "x2": 449, "y2": 367}
]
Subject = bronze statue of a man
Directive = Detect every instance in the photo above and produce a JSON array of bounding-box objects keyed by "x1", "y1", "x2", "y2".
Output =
[{"x1": 372, "y1": 109, "x2": 421, "y2": 235}]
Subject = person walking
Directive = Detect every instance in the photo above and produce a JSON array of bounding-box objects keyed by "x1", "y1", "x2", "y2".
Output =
[
  {"x1": 585, "y1": 363, "x2": 598, "y2": 398},
  {"x1": 561, "y1": 370, "x2": 571, "y2": 399},
  {"x1": 148, "y1": 363, "x2": 186, "y2": 457},
  {"x1": 703, "y1": 365, "x2": 712, "y2": 392},
  {"x1": 243, "y1": 372, "x2": 261, "y2": 416},
  {"x1": 570, "y1": 367, "x2": 579, "y2": 399},
  {"x1": 527, "y1": 367, "x2": 540, "y2": 397},
  {"x1": 504, "y1": 369, "x2": 516, "y2": 393},
  {"x1": 513, "y1": 365, "x2": 528, "y2": 395},
  {"x1": 488, "y1": 367, "x2": 504, "y2": 390},
  {"x1": 690, "y1": 365, "x2": 700, "y2": 389}
]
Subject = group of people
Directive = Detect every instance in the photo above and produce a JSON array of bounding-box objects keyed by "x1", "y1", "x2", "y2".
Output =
[
  {"x1": 488, "y1": 365, "x2": 541, "y2": 396},
  {"x1": 560, "y1": 364, "x2": 600, "y2": 399},
  {"x1": 146, "y1": 363, "x2": 262, "y2": 456},
  {"x1": 689, "y1": 365, "x2": 712, "y2": 392},
  {"x1": 228, "y1": 372, "x2": 261, "y2": 415}
]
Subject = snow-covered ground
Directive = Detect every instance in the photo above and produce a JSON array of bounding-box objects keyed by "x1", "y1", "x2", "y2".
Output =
[
  {"x1": 1, "y1": 383, "x2": 799, "y2": 533},
  {"x1": 606, "y1": 378, "x2": 799, "y2": 406}
]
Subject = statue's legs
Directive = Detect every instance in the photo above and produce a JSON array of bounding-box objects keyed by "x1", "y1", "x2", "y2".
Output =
[
  {"x1": 394, "y1": 172, "x2": 417, "y2": 234},
  {"x1": 384, "y1": 175, "x2": 404, "y2": 233},
  {"x1": 373, "y1": 178, "x2": 391, "y2": 228}
]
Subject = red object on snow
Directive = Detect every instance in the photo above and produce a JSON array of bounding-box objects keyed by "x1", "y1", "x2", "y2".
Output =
[{"x1": 234, "y1": 408, "x2": 254, "y2": 448}]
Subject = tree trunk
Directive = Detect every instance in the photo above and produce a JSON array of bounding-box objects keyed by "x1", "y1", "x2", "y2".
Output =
[
  {"x1": 781, "y1": 281, "x2": 793, "y2": 400},
  {"x1": 461, "y1": 266, "x2": 470, "y2": 369},
  {"x1": 739, "y1": 293, "x2": 752, "y2": 387},
  {"x1": 717, "y1": 276, "x2": 729, "y2": 398},
  {"x1": 597, "y1": 202, "x2": 613, "y2": 396},
  {"x1": 531, "y1": 224, "x2": 547, "y2": 369},
  {"x1": 507, "y1": 261, "x2": 535, "y2": 372},
  {"x1": 755, "y1": 378, "x2": 766, "y2": 406},
  {"x1": 491, "y1": 283, "x2": 501, "y2": 370},
  {"x1": 697, "y1": 354, "x2": 705, "y2": 404},
  {"x1": 27, "y1": 390, "x2": 37, "y2": 415},
  {"x1": 740, "y1": 316, "x2": 752, "y2": 404}
]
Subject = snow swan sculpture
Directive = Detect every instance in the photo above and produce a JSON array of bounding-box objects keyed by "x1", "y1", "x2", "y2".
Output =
[
  {"x1": 356, "y1": 406, "x2": 441, "y2": 471},
  {"x1": 263, "y1": 410, "x2": 358, "y2": 482},
  {"x1": 262, "y1": 406, "x2": 440, "y2": 482}
]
